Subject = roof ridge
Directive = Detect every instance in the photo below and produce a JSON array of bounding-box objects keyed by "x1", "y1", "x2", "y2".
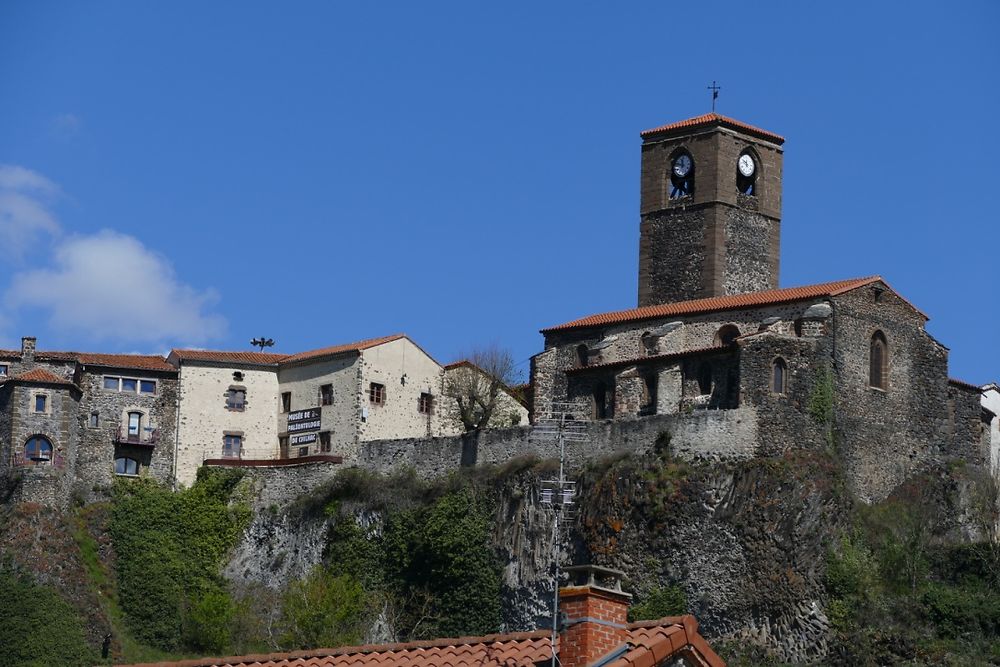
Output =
[{"x1": 640, "y1": 112, "x2": 785, "y2": 144}]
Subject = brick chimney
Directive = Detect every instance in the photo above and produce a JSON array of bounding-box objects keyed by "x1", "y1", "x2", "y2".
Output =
[
  {"x1": 559, "y1": 565, "x2": 632, "y2": 667},
  {"x1": 21, "y1": 336, "x2": 36, "y2": 364}
]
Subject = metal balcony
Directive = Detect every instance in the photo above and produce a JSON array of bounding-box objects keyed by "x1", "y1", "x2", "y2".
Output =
[{"x1": 114, "y1": 427, "x2": 159, "y2": 447}]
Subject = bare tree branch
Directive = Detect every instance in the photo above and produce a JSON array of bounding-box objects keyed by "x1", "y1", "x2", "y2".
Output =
[{"x1": 443, "y1": 345, "x2": 522, "y2": 433}]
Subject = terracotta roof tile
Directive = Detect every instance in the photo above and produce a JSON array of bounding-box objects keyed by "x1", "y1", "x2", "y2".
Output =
[
  {"x1": 641, "y1": 112, "x2": 785, "y2": 144},
  {"x1": 77, "y1": 353, "x2": 176, "y2": 372},
  {"x1": 541, "y1": 276, "x2": 891, "y2": 333},
  {"x1": 281, "y1": 334, "x2": 407, "y2": 365},
  {"x1": 5, "y1": 368, "x2": 76, "y2": 386},
  {"x1": 170, "y1": 350, "x2": 290, "y2": 366}
]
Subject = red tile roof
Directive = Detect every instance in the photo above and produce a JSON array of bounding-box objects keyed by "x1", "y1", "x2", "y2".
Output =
[
  {"x1": 169, "y1": 350, "x2": 290, "y2": 366},
  {"x1": 281, "y1": 334, "x2": 407, "y2": 364},
  {"x1": 541, "y1": 276, "x2": 892, "y2": 334},
  {"x1": 77, "y1": 353, "x2": 176, "y2": 372},
  {"x1": 116, "y1": 617, "x2": 723, "y2": 667},
  {"x1": 5, "y1": 368, "x2": 76, "y2": 387},
  {"x1": 641, "y1": 112, "x2": 785, "y2": 145}
]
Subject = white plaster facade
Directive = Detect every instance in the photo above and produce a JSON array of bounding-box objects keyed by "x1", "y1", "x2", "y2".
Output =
[
  {"x1": 169, "y1": 352, "x2": 282, "y2": 487},
  {"x1": 984, "y1": 384, "x2": 1000, "y2": 473}
]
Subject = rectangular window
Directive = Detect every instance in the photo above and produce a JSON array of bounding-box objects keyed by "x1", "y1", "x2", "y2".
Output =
[
  {"x1": 320, "y1": 384, "x2": 333, "y2": 406},
  {"x1": 223, "y1": 434, "x2": 242, "y2": 458},
  {"x1": 104, "y1": 376, "x2": 120, "y2": 391},
  {"x1": 319, "y1": 431, "x2": 331, "y2": 453},
  {"x1": 34, "y1": 394, "x2": 47, "y2": 413},
  {"x1": 0, "y1": 364, "x2": 7, "y2": 377},
  {"x1": 369, "y1": 382, "x2": 385, "y2": 405},
  {"x1": 89, "y1": 412, "x2": 99, "y2": 428},
  {"x1": 121, "y1": 378, "x2": 138, "y2": 393},
  {"x1": 227, "y1": 388, "x2": 246, "y2": 411},
  {"x1": 418, "y1": 392, "x2": 433, "y2": 414},
  {"x1": 298, "y1": 446, "x2": 309, "y2": 458},
  {"x1": 281, "y1": 392, "x2": 291, "y2": 413},
  {"x1": 127, "y1": 412, "x2": 142, "y2": 436},
  {"x1": 278, "y1": 435, "x2": 289, "y2": 458},
  {"x1": 140, "y1": 380, "x2": 156, "y2": 394}
]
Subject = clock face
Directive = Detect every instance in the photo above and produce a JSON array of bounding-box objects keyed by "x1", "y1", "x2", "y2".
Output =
[
  {"x1": 738, "y1": 154, "x2": 755, "y2": 177},
  {"x1": 673, "y1": 154, "x2": 692, "y2": 178}
]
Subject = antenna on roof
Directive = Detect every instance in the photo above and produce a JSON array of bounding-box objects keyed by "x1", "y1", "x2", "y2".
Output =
[
  {"x1": 531, "y1": 403, "x2": 588, "y2": 667},
  {"x1": 250, "y1": 337, "x2": 275, "y2": 352}
]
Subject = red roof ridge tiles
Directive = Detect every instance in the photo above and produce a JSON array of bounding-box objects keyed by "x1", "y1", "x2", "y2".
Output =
[
  {"x1": 541, "y1": 276, "x2": 912, "y2": 334},
  {"x1": 6, "y1": 368, "x2": 76, "y2": 386},
  {"x1": 281, "y1": 333, "x2": 409, "y2": 364},
  {"x1": 169, "y1": 349, "x2": 290, "y2": 366},
  {"x1": 641, "y1": 112, "x2": 785, "y2": 145},
  {"x1": 76, "y1": 352, "x2": 176, "y2": 372}
]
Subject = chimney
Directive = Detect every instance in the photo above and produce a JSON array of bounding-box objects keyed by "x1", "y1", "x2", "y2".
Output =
[
  {"x1": 559, "y1": 565, "x2": 632, "y2": 667},
  {"x1": 21, "y1": 336, "x2": 36, "y2": 364}
]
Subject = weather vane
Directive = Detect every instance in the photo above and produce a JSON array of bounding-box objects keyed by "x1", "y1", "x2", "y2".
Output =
[
  {"x1": 251, "y1": 337, "x2": 275, "y2": 352},
  {"x1": 707, "y1": 80, "x2": 720, "y2": 112}
]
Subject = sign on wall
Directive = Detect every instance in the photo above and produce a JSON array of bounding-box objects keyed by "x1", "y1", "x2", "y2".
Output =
[
  {"x1": 287, "y1": 407, "x2": 321, "y2": 433},
  {"x1": 289, "y1": 433, "x2": 317, "y2": 445}
]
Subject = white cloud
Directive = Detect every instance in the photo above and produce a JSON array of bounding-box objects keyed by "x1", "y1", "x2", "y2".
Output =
[
  {"x1": 6, "y1": 230, "x2": 227, "y2": 345},
  {"x1": 0, "y1": 165, "x2": 61, "y2": 257}
]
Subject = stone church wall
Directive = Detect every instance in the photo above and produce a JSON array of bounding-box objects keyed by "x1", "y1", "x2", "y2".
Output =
[{"x1": 831, "y1": 285, "x2": 951, "y2": 502}]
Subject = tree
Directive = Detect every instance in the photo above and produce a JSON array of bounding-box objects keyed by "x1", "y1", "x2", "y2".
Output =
[{"x1": 443, "y1": 345, "x2": 522, "y2": 433}]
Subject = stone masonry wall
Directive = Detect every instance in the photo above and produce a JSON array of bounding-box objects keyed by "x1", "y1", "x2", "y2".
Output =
[{"x1": 832, "y1": 284, "x2": 952, "y2": 502}]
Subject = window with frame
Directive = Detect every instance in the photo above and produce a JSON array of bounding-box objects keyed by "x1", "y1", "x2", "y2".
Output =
[
  {"x1": 103, "y1": 376, "x2": 156, "y2": 394},
  {"x1": 870, "y1": 331, "x2": 888, "y2": 390},
  {"x1": 772, "y1": 357, "x2": 788, "y2": 394},
  {"x1": 24, "y1": 436, "x2": 53, "y2": 462},
  {"x1": 369, "y1": 382, "x2": 386, "y2": 405},
  {"x1": 298, "y1": 446, "x2": 309, "y2": 458},
  {"x1": 127, "y1": 411, "x2": 142, "y2": 437},
  {"x1": 34, "y1": 394, "x2": 47, "y2": 413},
  {"x1": 281, "y1": 392, "x2": 291, "y2": 413},
  {"x1": 418, "y1": 392, "x2": 433, "y2": 414},
  {"x1": 319, "y1": 431, "x2": 331, "y2": 453},
  {"x1": 89, "y1": 412, "x2": 99, "y2": 428},
  {"x1": 0, "y1": 364, "x2": 7, "y2": 377},
  {"x1": 223, "y1": 434, "x2": 242, "y2": 458},
  {"x1": 320, "y1": 384, "x2": 334, "y2": 406},
  {"x1": 114, "y1": 457, "x2": 139, "y2": 476},
  {"x1": 227, "y1": 387, "x2": 246, "y2": 411}
]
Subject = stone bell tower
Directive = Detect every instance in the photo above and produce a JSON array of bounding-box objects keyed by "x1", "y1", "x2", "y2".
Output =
[{"x1": 637, "y1": 113, "x2": 784, "y2": 307}]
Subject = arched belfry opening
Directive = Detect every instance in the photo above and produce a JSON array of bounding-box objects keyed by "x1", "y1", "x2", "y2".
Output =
[
  {"x1": 715, "y1": 324, "x2": 741, "y2": 346},
  {"x1": 669, "y1": 149, "x2": 694, "y2": 199},
  {"x1": 737, "y1": 149, "x2": 758, "y2": 195}
]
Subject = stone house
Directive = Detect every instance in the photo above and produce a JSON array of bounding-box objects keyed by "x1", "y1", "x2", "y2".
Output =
[
  {"x1": 531, "y1": 113, "x2": 989, "y2": 502},
  {"x1": 168, "y1": 334, "x2": 528, "y2": 486},
  {"x1": 0, "y1": 337, "x2": 178, "y2": 507},
  {"x1": 983, "y1": 383, "x2": 1000, "y2": 473}
]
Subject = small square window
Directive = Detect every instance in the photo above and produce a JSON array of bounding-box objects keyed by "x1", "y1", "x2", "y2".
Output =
[
  {"x1": 140, "y1": 380, "x2": 156, "y2": 394},
  {"x1": 319, "y1": 431, "x2": 331, "y2": 453},
  {"x1": 223, "y1": 434, "x2": 242, "y2": 458},
  {"x1": 104, "y1": 376, "x2": 120, "y2": 391},
  {"x1": 89, "y1": 412, "x2": 99, "y2": 428},
  {"x1": 121, "y1": 378, "x2": 138, "y2": 393},
  {"x1": 418, "y1": 392, "x2": 433, "y2": 414},
  {"x1": 369, "y1": 382, "x2": 386, "y2": 405},
  {"x1": 227, "y1": 388, "x2": 246, "y2": 411},
  {"x1": 34, "y1": 394, "x2": 47, "y2": 413},
  {"x1": 320, "y1": 384, "x2": 333, "y2": 406},
  {"x1": 281, "y1": 392, "x2": 291, "y2": 413},
  {"x1": 0, "y1": 364, "x2": 7, "y2": 377},
  {"x1": 298, "y1": 446, "x2": 309, "y2": 458}
]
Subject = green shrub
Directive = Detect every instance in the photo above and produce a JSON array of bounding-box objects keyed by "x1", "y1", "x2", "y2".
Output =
[
  {"x1": 628, "y1": 584, "x2": 687, "y2": 621},
  {"x1": 279, "y1": 567, "x2": 368, "y2": 650},
  {"x1": 0, "y1": 566, "x2": 96, "y2": 666}
]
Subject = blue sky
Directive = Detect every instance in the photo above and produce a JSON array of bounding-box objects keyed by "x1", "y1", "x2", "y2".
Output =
[{"x1": 0, "y1": 1, "x2": 997, "y2": 384}]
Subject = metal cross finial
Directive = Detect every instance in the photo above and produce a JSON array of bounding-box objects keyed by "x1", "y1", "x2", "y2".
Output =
[{"x1": 707, "y1": 81, "x2": 721, "y2": 112}]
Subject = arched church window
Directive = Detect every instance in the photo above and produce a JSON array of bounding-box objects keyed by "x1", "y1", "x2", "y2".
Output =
[
  {"x1": 737, "y1": 150, "x2": 757, "y2": 195},
  {"x1": 772, "y1": 357, "x2": 787, "y2": 394},
  {"x1": 25, "y1": 436, "x2": 53, "y2": 463},
  {"x1": 870, "y1": 331, "x2": 888, "y2": 390},
  {"x1": 669, "y1": 150, "x2": 694, "y2": 199},
  {"x1": 715, "y1": 324, "x2": 740, "y2": 346},
  {"x1": 576, "y1": 344, "x2": 590, "y2": 368}
]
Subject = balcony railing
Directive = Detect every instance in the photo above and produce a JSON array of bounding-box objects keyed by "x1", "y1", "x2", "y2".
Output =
[
  {"x1": 11, "y1": 452, "x2": 66, "y2": 469},
  {"x1": 115, "y1": 427, "x2": 159, "y2": 447}
]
